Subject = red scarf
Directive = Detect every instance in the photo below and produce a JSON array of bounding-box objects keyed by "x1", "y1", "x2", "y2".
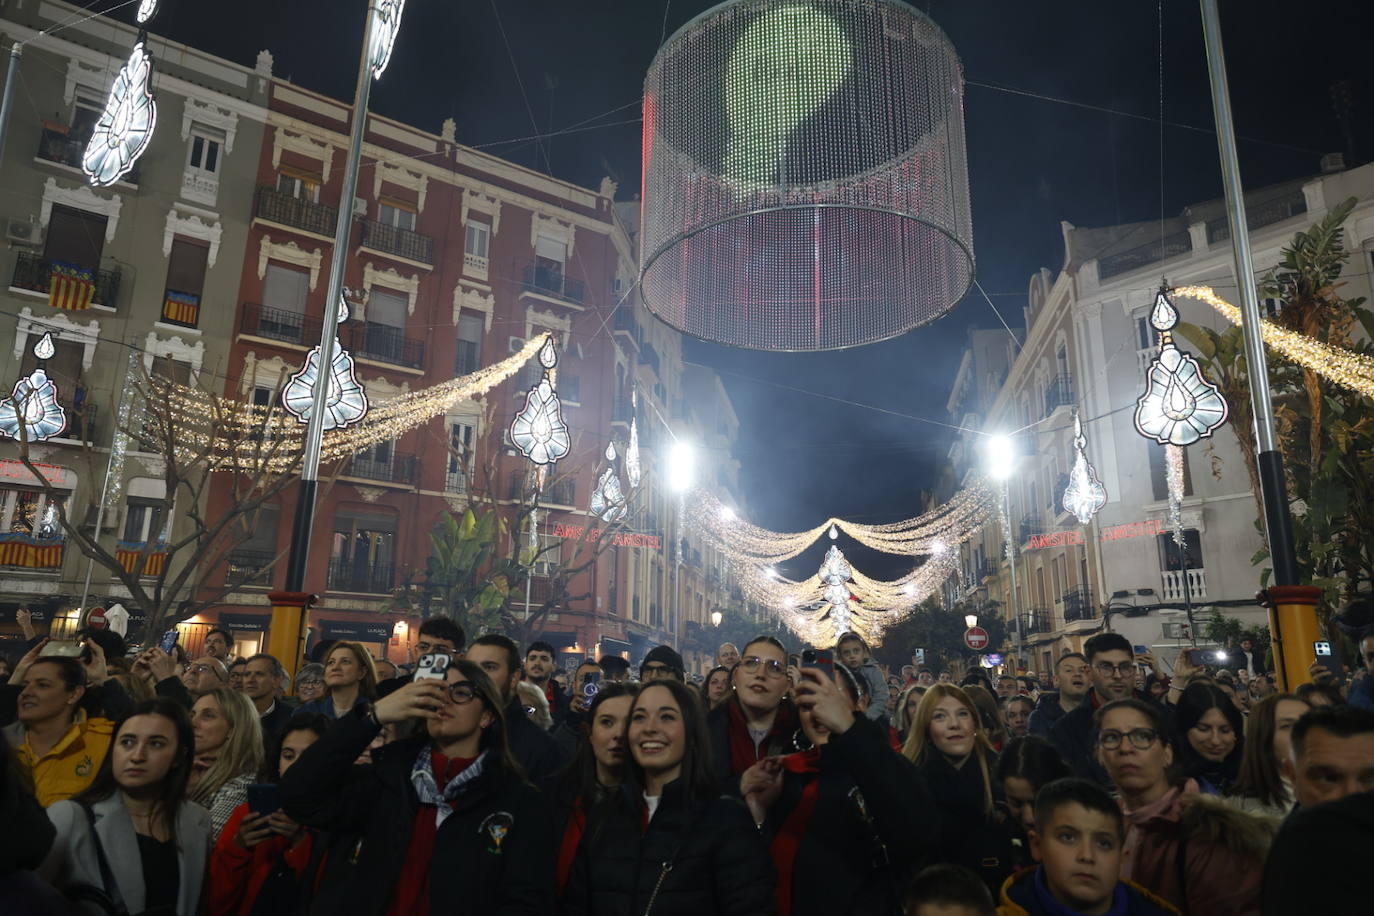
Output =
[
  {"x1": 386, "y1": 751, "x2": 477, "y2": 916},
  {"x1": 770, "y1": 749, "x2": 824, "y2": 916},
  {"x1": 726, "y1": 700, "x2": 795, "y2": 775},
  {"x1": 555, "y1": 795, "x2": 587, "y2": 892}
]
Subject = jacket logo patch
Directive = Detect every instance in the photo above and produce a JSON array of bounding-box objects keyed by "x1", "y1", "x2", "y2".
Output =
[
  {"x1": 75, "y1": 755, "x2": 93, "y2": 778},
  {"x1": 479, "y1": 811, "x2": 514, "y2": 853}
]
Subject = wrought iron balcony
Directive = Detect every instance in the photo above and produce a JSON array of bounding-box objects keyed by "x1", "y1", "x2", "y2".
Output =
[
  {"x1": 12, "y1": 251, "x2": 120, "y2": 307},
  {"x1": 37, "y1": 124, "x2": 139, "y2": 183},
  {"x1": 1017, "y1": 609, "x2": 1052, "y2": 636},
  {"x1": 1044, "y1": 374, "x2": 1075, "y2": 416},
  {"x1": 1061, "y1": 586, "x2": 1096, "y2": 622},
  {"x1": 347, "y1": 452, "x2": 418, "y2": 485},
  {"x1": 226, "y1": 549, "x2": 275, "y2": 585},
  {"x1": 521, "y1": 264, "x2": 585, "y2": 304},
  {"x1": 444, "y1": 468, "x2": 467, "y2": 493},
  {"x1": 327, "y1": 557, "x2": 395, "y2": 594},
  {"x1": 347, "y1": 322, "x2": 425, "y2": 369},
  {"x1": 1206, "y1": 189, "x2": 1307, "y2": 244},
  {"x1": 254, "y1": 185, "x2": 338, "y2": 237},
  {"x1": 239, "y1": 302, "x2": 317, "y2": 346},
  {"x1": 360, "y1": 219, "x2": 435, "y2": 265}
]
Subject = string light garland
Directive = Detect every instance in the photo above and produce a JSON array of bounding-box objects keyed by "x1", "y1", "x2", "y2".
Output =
[{"x1": 1178, "y1": 285, "x2": 1374, "y2": 398}]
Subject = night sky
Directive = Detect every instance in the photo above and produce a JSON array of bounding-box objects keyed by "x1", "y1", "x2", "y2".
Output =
[{"x1": 122, "y1": 0, "x2": 1373, "y2": 555}]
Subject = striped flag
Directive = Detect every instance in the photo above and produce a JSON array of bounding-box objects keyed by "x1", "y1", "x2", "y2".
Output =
[
  {"x1": 162, "y1": 290, "x2": 200, "y2": 326},
  {"x1": 49, "y1": 261, "x2": 95, "y2": 310}
]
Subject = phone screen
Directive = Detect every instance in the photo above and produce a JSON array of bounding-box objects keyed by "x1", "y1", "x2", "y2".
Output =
[
  {"x1": 159, "y1": 629, "x2": 179, "y2": 654},
  {"x1": 246, "y1": 783, "x2": 279, "y2": 816},
  {"x1": 582, "y1": 671, "x2": 601, "y2": 698}
]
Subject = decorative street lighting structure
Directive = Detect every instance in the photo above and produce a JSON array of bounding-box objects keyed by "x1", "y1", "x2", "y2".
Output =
[
  {"x1": 667, "y1": 439, "x2": 696, "y2": 649},
  {"x1": 711, "y1": 609, "x2": 723, "y2": 627},
  {"x1": 964, "y1": 613, "x2": 978, "y2": 629},
  {"x1": 984, "y1": 433, "x2": 1024, "y2": 671}
]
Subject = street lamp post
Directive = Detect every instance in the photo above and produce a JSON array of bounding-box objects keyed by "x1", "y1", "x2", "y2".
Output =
[
  {"x1": 667, "y1": 440, "x2": 695, "y2": 650},
  {"x1": 986, "y1": 434, "x2": 1024, "y2": 671}
]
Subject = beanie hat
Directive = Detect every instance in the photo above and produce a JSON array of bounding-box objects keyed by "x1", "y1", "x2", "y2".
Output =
[{"x1": 641, "y1": 644, "x2": 685, "y2": 679}]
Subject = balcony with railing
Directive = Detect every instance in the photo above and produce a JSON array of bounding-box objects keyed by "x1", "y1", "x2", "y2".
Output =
[
  {"x1": 239, "y1": 302, "x2": 317, "y2": 346},
  {"x1": 360, "y1": 219, "x2": 435, "y2": 265},
  {"x1": 60, "y1": 403, "x2": 98, "y2": 443},
  {"x1": 444, "y1": 468, "x2": 468, "y2": 493},
  {"x1": 1097, "y1": 229, "x2": 1193, "y2": 280},
  {"x1": 506, "y1": 475, "x2": 575, "y2": 507},
  {"x1": 1206, "y1": 189, "x2": 1308, "y2": 244},
  {"x1": 12, "y1": 251, "x2": 121, "y2": 307},
  {"x1": 612, "y1": 396, "x2": 634, "y2": 425},
  {"x1": 520, "y1": 264, "x2": 585, "y2": 305},
  {"x1": 327, "y1": 557, "x2": 395, "y2": 594},
  {"x1": 1061, "y1": 586, "x2": 1096, "y2": 622},
  {"x1": 1044, "y1": 374, "x2": 1075, "y2": 416},
  {"x1": 226, "y1": 549, "x2": 274, "y2": 585},
  {"x1": 1161, "y1": 567, "x2": 1207, "y2": 601},
  {"x1": 37, "y1": 124, "x2": 139, "y2": 183},
  {"x1": 1013, "y1": 609, "x2": 1052, "y2": 637},
  {"x1": 613, "y1": 308, "x2": 641, "y2": 343},
  {"x1": 346, "y1": 452, "x2": 418, "y2": 485},
  {"x1": 1018, "y1": 512, "x2": 1047, "y2": 545},
  {"x1": 254, "y1": 185, "x2": 338, "y2": 237},
  {"x1": 348, "y1": 323, "x2": 425, "y2": 369}
]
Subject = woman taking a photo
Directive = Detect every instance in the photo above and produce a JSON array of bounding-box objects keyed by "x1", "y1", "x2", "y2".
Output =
[
  {"x1": 188, "y1": 689, "x2": 263, "y2": 841},
  {"x1": 563, "y1": 678, "x2": 775, "y2": 915},
  {"x1": 1227, "y1": 692, "x2": 1309, "y2": 818},
  {"x1": 295, "y1": 642, "x2": 377, "y2": 720},
  {"x1": 544, "y1": 683, "x2": 637, "y2": 891},
  {"x1": 1095, "y1": 698, "x2": 1273, "y2": 914},
  {"x1": 1172, "y1": 682, "x2": 1245, "y2": 795},
  {"x1": 40, "y1": 698, "x2": 210, "y2": 916},
  {"x1": 280, "y1": 659, "x2": 554, "y2": 914},
  {"x1": 3, "y1": 642, "x2": 114, "y2": 806},
  {"x1": 208, "y1": 714, "x2": 331, "y2": 915},
  {"x1": 902, "y1": 683, "x2": 1015, "y2": 894},
  {"x1": 706, "y1": 635, "x2": 797, "y2": 787}
]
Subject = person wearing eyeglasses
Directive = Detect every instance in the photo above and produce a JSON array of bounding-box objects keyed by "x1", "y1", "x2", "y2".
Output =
[
  {"x1": 1050, "y1": 634, "x2": 1165, "y2": 787},
  {"x1": 181, "y1": 656, "x2": 229, "y2": 699},
  {"x1": 278, "y1": 659, "x2": 556, "y2": 915},
  {"x1": 705, "y1": 636, "x2": 798, "y2": 788},
  {"x1": 640, "y1": 645, "x2": 686, "y2": 682},
  {"x1": 1094, "y1": 698, "x2": 1270, "y2": 915}
]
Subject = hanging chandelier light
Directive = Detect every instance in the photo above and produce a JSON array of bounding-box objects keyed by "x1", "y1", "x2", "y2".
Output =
[
  {"x1": 0, "y1": 332, "x2": 68, "y2": 442},
  {"x1": 1062, "y1": 410, "x2": 1107, "y2": 525},
  {"x1": 625, "y1": 390, "x2": 642, "y2": 488},
  {"x1": 281, "y1": 292, "x2": 369, "y2": 430},
  {"x1": 510, "y1": 337, "x2": 571, "y2": 467},
  {"x1": 369, "y1": 0, "x2": 408, "y2": 78},
  {"x1": 590, "y1": 441, "x2": 627, "y2": 522},
  {"x1": 82, "y1": 41, "x2": 157, "y2": 187},
  {"x1": 1135, "y1": 288, "x2": 1229, "y2": 446}
]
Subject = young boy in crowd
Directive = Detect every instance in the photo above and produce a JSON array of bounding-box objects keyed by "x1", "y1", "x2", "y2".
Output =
[
  {"x1": 997, "y1": 778, "x2": 1179, "y2": 915},
  {"x1": 906, "y1": 864, "x2": 997, "y2": 916}
]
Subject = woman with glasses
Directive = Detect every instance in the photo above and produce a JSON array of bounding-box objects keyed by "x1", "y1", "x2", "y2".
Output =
[
  {"x1": 293, "y1": 664, "x2": 325, "y2": 704},
  {"x1": 902, "y1": 684, "x2": 1016, "y2": 894},
  {"x1": 1094, "y1": 698, "x2": 1273, "y2": 914},
  {"x1": 1172, "y1": 682, "x2": 1245, "y2": 795},
  {"x1": 706, "y1": 636, "x2": 798, "y2": 788},
  {"x1": 279, "y1": 659, "x2": 555, "y2": 914}
]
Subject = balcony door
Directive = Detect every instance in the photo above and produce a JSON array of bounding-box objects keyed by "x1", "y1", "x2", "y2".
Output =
[
  {"x1": 331, "y1": 511, "x2": 395, "y2": 592},
  {"x1": 44, "y1": 205, "x2": 106, "y2": 271},
  {"x1": 363, "y1": 287, "x2": 407, "y2": 363},
  {"x1": 261, "y1": 264, "x2": 310, "y2": 342}
]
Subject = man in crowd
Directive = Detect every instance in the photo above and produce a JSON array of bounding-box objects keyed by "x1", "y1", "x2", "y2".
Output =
[
  {"x1": 242, "y1": 653, "x2": 294, "y2": 739},
  {"x1": 995, "y1": 674, "x2": 1018, "y2": 700},
  {"x1": 202, "y1": 627, "x2": 233, "y2": 664},
  {"x1": 1340, "y1": 624, "x2": 1374, "y2": 712},
  {"x1": 180, "y1": 655, "x2": 228, "y2": 698},
  {"x1": 1050, "y1": 635, "x2": 1142, "y2": 787},
  {"x1": 373, "y1": 658, "x2": 398, "y2": 681},
  {"x1": 917, "y1": 667, "x2": 936, "y2": 688},
  {"x1": 524, "y1": 640, "x2": 568, "y2": 724},
  {"x1": 467, "y1": 634, "x2": 563, "y2": 778},
  {"x1": 717, "y1": 642, "x2": 740, "y2": 669},
  {"x1": 640, "y1": 644, "x2": 685, "y2": 682},
  {"x1": 412, "y1": 617, "x2": 466, "y2": 666},
  {"x1": 227, "y1": 657, "x2": 247, "y2": 691},
  {"x1": 597, "y1": 654, "x2": 631, "y2": 683},
  {"x1": 1234, "y1": 636, "x2": 1261, "y2": 678},
  {"x1": 1029, "y1": 653, "x2": 1091, "y2": 738},
  {"x1": 1263, "y1": 705, "x2": 1374, "y2": 913}
]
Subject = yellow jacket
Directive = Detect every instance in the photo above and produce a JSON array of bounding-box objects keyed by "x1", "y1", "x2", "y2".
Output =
[{"x1": 5, "y1": 713, "x2": 114, "y2": 806}]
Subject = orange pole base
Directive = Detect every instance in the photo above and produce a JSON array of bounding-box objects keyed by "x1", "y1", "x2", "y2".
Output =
[
  {"x1": 266, "y1": 590, "x2": 315, "y2": 681},
  {"x1": 1265, "y1": 585, "x2": 1324, "y2": 692}
]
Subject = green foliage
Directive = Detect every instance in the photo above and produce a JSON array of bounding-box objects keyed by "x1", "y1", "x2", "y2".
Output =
[
  {"x1": 873, "y1": 597, "x2": 1007, "y2": 673},
  {"x1": 1201, "y1": 611, "x2": 1269, "y2": 660},
  {"x1": 396, "y1": 507, "x2": 519, "y2": 636}
]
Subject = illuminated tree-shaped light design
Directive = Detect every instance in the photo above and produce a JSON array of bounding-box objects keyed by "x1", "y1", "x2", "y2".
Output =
[
  {"x1": 818, "y1": 544, "x2": 854, "y2": 635},
  {"x1": 0, "y1": 370, "x2": 67, "y2": 442},
  {"x1": 1135, "y1": 289, "x2": 1229, "y2": 446},
  {"x1": 590, "y1": 442, "x2": 626, "y2": 523},
  {"x1": 83, "y1": 42, "x2": 157, "y2": 187},
  {"x1": 369, "y1": 0, "x2": 408, "y2": 78},
  {"x1": 1062, "y1": 411, "x2": 1107, "y2": 525},
  {"x1": 136, "y1": 0, "x2": 160, "y2": 23},
  {"x1": 510, "y1": 337, "x2": 571, "y2": 467},
  {"x1": 625, "y1": 407, "x2": 642, "y2": 489}
]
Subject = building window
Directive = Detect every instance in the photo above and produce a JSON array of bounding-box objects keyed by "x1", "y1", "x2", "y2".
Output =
[
  {"x1": 0, "y1": 487, "x2": 64, "y2": 536},
  {"x1": 260, "y1": 263, "x2": 310, "y2": 339},
  {"x1": 1147, "y1": 443, "x2": 1194, "y2": 502},
  {"x1": 150, "y1": 357, "x2": 193, "y2": 385},
  {"x1": 559, "y1": 373, "x2": 581, "y2": 404},
  {"x1": 187, "y1": 128, "x2": 222, "y2": 177},
  {"x1": 162, "y1": 238, "x2": 208, "y2": 328},
  {"x1": 464, "y1": 221, "x2": 490, "y2": 260},
  {"x1": 44, "y1": 205, "x2": 107, "y2": 270},
  {"x1": 70, "y1": 88, "x2": 105, "y2": 141},
  {"x1": 122, "y1": 497, "x2": 167, "y2": 543},
  {"x1": 276, "y1": 168, "x2": 320, "y2": 203},
  {"x1": 330, "y1": 511, "x2": 396, "y2": 592},
  {"x1": 378, "y1": 199, "x2": 416, "y2": 231},
  {"x1": 447, "y1": 422, "x2": 473, "y2": 492},
  {"x1": 1157, "y1": 529, "x2": 1203, "y2": 571},
  {"x1": 1136, "y1": 315, "x2": 1153, "y2": 351},
  {"x1": 456, "y1": 314, "x2": 483, "y2": 375}
]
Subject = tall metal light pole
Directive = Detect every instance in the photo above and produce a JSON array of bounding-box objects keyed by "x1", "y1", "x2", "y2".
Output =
[
  {"x1": 667, "y1": 440, "x2": 695, "y2": 650},
  {"x1": 269, "y1": 0, "x2": 394, "y2": 675},
  {"x1": 1198, "y1": 0, "x2": 1315, "y2": 690}
]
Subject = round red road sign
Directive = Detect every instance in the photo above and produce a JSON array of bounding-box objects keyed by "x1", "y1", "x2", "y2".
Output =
[
  {"x1": 963, "y1": 626, "x2": 989, "y2": 650},
  {"x1": 86, "y1": 607, "x2": 107, "y2": 630}
]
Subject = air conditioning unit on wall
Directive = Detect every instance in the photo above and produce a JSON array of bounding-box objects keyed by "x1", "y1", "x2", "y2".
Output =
[{"x1": 6, "y1": 218, "x2": 38, "y2": 247}]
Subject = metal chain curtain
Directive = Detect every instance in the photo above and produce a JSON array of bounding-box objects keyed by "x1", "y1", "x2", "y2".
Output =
[{"x1": 640, "y1": 0, "x2": 974, "y2": 351}]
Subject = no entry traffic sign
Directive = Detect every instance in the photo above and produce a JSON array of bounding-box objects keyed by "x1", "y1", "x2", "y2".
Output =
[{"x1": 964, "y1": 626, "x2": 989, "y2": 651}]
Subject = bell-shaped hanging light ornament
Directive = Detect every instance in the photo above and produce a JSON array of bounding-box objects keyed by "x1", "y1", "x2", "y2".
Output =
[
  {"x1": 83, "y1": 42, "x2": 157, "y2": 187},
  {"x1": 1135, "y1": 288, "x2": 1229, "y2": 446},
  {"x1": 510, "y1": 337, "x2": 570, "y2": 466},
  {"x1": 368, "y1": 0, "x2": 408, "y2": 78},
  {"x1": 281, "y1": 341, "x2": 369, "y2": 430},
  {"x1": 33, "y1": 332, "x2": 56, "y2": 361},
  {"x1": 1063, "y1": 411, "x2": 1107, "y2": 525},
  {"x1": 0, "y1": 369, "x2": 67, "y2": 442}
]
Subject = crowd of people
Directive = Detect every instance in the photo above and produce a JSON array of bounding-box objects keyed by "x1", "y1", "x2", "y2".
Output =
[{"x1": 3, "y1": 615, "x2": 1374, "y2": 914}]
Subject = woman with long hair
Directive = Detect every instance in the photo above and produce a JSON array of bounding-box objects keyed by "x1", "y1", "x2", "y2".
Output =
[
  {"x1": 39, "y1": 698, "x2": 210, "y2": 916},
  {"x1": 994, "y1": 735, "x2": 1073, "y2": 869},
  {"x1": 1095, "y1": 698, "x2": 1273, "y2": 914},
  {"x1": 544, "y1": 683, "x2": 638, "y2": 891},
  {"x1": 188, "y1": 688, "x2": 264, "y2": 841},
  {"x1": 892, "y1": 684, "x2": 925, "y2": 742},
  {"x1": 1227, "y1": 692, "x2": 1308, "y2": 818},
  {"x1": 902, "y1": 683, "x2": 1015, "y2": 894},
  {"x1": 563, "y1": 678, "x2": 775, "y2": 915},
  {"x1": 208, "y1": 714, "x2": 331, "y2": 916},
  {"x1": 741, "y1": 664, "x2": 934, "y2": 916},
  {"x1": 294, "y1": 642, "x2": 377, "y2": 720},
  {"x1": 705, "y1": 635, "x2": 797, "y2": 787},
  {"x1": 1172, "y1": 682, "x2": 1244, "y2": 794},
  {"x1": 3, "y1": 646, "x2": 114, "y2": 806},
  {"x1": 700, "y1": 666, "x2": 730, "y2": 710},
  {"x1": 279, "y1": 658, "x2": 555, "y2": 914}
]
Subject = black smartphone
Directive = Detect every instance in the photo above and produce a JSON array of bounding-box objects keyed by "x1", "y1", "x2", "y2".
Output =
[
  {"x1": 246, "y1": 783, "x2": 279, "y2": 816},
  {"x1": 1313, "y1": 641, "x2": 1343, "y2": 679},
  {"x1": 158, "y1": 629, "x2": 179, "y2": 654},
  {"x1": 582, "y1": 670, "x2": 601, "y2": 698},
  {"x1": 801, "y1": 648, "x2": 835, "y2": 679}
]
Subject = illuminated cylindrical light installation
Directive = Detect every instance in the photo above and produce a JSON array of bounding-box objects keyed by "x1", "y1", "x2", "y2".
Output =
[{"x1": 640, "y1": 0, "x2": 973, "y2": 351}]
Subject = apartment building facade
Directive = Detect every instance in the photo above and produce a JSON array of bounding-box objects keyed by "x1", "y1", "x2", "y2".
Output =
[{"x1": 948, "y1": 160, "x2": 1374, "y2": 674}]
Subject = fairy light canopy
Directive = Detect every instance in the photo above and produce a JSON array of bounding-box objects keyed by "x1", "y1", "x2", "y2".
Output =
[
  {"x1": 83, "y1": 42, "x2": 157, "y2": 187},
  {"x1": 640, "y1": 0, "x2": 974, "y2": 351},
  {"x1": 1135, "y1": 288, "x2": 1229, "y2": 446}
]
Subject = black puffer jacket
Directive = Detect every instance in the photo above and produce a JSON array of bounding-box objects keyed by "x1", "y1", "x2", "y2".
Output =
[
  {"x1": 762, "y1": 716, "x2": 938, "y2": 916},
  {"x1": 279, "y1": 705, "x2": 556, "y2": 915},
  {"x1": 913, "y1": 749, "x2": 1016, "y2": 895},
  {"x1": 505, "y1": 694, "x2": 565, "y2": 780},
  {"x1": 562, "y1": 779, "x2": 776, "y2": 916}
]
